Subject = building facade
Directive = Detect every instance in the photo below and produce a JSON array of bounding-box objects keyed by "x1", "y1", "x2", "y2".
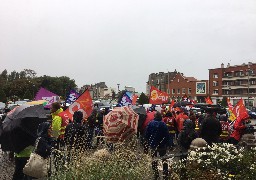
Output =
[
  {"x1": 147, "y1": 70, "x2": 208, "y2": 102},
  {"x1": 209, "y1": 62, "x2": 256, "y2": 107}
]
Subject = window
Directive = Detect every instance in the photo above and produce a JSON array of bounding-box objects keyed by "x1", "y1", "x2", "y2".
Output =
[
  {"x1": 167, "y1": 89, "x2": 170, "y2": 94},
  {"x1": 182, "y1": 88, "x2": 186, "y2": 94},
  {"x1": 213, "y1": 81, "x2": 218, "y2": 86},
  {"x1": 213, "y1": 90, "x2": 218, "y2": 95},
  {"x1": 177, "y1": 88, "x2": 180, "y2": 94},
  {"x1": 188, "y1": 88, "x2": 192, "y2": 94},
  {"x1": 177, "y1": 79, "x2": 180, "y2": 82},
  {"x1": 213, "y1": 73, "x2": 218, "y2": 78},
  {"x1": 172, "y1": 89, "x2": 175, "y2": 94}
]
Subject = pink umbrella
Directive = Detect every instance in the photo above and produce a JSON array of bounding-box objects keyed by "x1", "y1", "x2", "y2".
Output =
[{"x1": 103, "y1": 106, "x2": 139, "y2": 143}]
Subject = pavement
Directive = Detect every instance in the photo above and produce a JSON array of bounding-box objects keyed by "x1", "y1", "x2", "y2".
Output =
[{"x1": 0, "y1": 147, "x2": 14, "y2": 180}]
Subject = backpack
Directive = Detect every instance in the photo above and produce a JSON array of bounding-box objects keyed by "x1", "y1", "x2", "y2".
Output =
[{"x1": 179, "y1": 130, "x2": 197, "y2": 150}]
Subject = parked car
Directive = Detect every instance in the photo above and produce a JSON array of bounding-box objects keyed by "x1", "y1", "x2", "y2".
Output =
[{"x1": 249, "y1": 107, "x2": 256, "y2": 119}]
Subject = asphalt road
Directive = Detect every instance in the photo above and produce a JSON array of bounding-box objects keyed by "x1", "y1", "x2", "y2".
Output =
[{"x1": 0, "y1": 147, "x2": 14, "y2": 180}]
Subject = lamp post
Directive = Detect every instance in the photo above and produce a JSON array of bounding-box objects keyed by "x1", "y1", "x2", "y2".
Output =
[
  {"x1": 117, "y1": 84, "x2": 120, "y2": 92},
  {"x1": 247, "y1": 63, "x2": 251, "y2": 109}
]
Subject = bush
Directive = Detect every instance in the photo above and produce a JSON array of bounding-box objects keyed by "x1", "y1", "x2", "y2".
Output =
[
  {"x1": 172, "y1": 143, "x2": 256, "y2": 179},
  {"x1": 50, "y1": 138, "x2": 152, "y2": 180}
]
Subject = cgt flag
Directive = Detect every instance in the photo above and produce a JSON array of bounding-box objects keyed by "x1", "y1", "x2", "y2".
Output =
[
  {"x1": 149, "y1": 86, "x2": 169, "y2": 104},
  {"x1": 232, "y1": 99, "x2": 249, "y2": 121},
  {"x1": 64, "y1": 89, "x2": 93, "y2": 121},
  {"x1": 132, "y1": 94, "x2": 138, "y2": 105}
]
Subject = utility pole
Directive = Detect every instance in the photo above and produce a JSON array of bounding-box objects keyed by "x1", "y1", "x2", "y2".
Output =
[{"x1": 247, "y1": 63, "x2": 251, "y2": 109}]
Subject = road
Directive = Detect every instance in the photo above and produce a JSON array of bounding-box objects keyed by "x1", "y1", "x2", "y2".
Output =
[{"x1": 0, "y1": 147, "x2": 14, "y2": 180}]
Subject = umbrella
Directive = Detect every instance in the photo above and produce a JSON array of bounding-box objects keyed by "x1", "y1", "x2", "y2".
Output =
[
  {"x1": 173, "y1": 101, "x2": 192, "y2": 108},
  {"x1": 103, "y1": 106, "x2": 139, "y2": 143},
  {"x1": 132, "y1": 106, "x2": 147, "y2": 131},
  {"x1": 0, "y1": 104, "x2": 50, "y2": 153},
  {"x1": 26, "y1": 100, "x2": 48, "y2": 106},
  {"x1": 141, "y1": 111, "x2": 155, "y2": 130}
]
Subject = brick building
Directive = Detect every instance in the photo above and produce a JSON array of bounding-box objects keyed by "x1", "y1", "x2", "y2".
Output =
[
  {"x1": 209, "y1": 62, "x2": 256, "y2": 107},
  {"x1": 147, "y1": 70, "x2": 208, "y2": 102}
]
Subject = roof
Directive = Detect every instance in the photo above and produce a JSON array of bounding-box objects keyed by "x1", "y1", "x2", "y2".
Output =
[{"x1": 185, "y1": 77, "x2": 198, "y2": 81}]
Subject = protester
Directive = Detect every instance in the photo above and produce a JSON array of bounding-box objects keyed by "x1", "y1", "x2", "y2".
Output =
[
  {"x1": 229, "y1": 116, "x2": 249, "y2": 145},
  {"x1": 219, "y1": 115, "x2": 230, "y2": 143},
  {"x1": 178, "y1": 119, "x2": 198, "y2": 152},
  {"x1": 35, "y1": 122, "x2": 53, "y2": 159},
  {"x1": 65, "y1": 111, "x2": 86, "y2": 150},
  {"x1": 84, "y1": 109, "x2": 97, "y2": 149},
  {"x1": 145, "y1": 111, "x2": 170, "y2": 180},
  {"x1": 50, "y1": 102, "x2": 67, "y2": 140},
  {"x1": 95, "y1": 109, "x2": 104, "y2": 147},
  {"x1": 200, "y1": 115, "x2": 222, "y2": 146},
  {"x1": 163, "y1": 111, "x2": 176, "y2": 147}
]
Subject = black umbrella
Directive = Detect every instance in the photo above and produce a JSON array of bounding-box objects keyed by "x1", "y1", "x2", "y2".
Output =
[
  {"x1": 132, "y1": 106, "x2": 147, "y2": 132},
  {"x1": 0, "y1": 104, "x2": 50, "y2": 153},
  {"x1": 173, "y1": 101, "x2": 192, "y2": 108}
]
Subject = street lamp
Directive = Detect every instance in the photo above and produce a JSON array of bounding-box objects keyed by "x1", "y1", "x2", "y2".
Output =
[
  {"x1": 117, "y1": 84, "x2": 120, "y2": 92},
  {"x1": 247, "y1": 62, "x2": 251, "y2": 109}
]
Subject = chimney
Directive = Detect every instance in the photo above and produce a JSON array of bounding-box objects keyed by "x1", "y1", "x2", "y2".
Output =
[
  {"x1": 227, "y1": 63, "x2": 230, "y2": 68},
  {"x1": 221, "y1": 63, "x2": 224, "y2": 68}
]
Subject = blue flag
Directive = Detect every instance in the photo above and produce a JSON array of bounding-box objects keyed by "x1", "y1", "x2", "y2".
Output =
[
  {"x1": 119, "y1": 91, "x2": 132, "y2": 106},
  {"x1": 65, "y1": 89, "x2": 80, "y2": 105}
]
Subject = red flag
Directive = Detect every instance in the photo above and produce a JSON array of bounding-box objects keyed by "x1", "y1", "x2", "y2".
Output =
[
  {"x1": 205, "y1": 96, "x2": 213, "y2": 105},
  {"x1": 64, "y1": 89, "x2": 93, "y2": 120},
  {"x1": 227, "y1": 98, "x2": 233, "y2": 111},
  {"x1": 132, "y1": 94, "x2": 138, "y2": 105},
  {"x1": 232, "y1": 99, "x2": 249, "y2": 120},
  {"x1": 169, "y1": 99, "x2": 175, "y2": 110},
  {"x1": 149, "y1": 86, "x2": 169, "y2": 104}
]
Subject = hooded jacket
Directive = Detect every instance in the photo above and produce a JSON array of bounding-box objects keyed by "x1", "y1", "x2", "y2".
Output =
[
  {"x1": 178, "y1": 119, "x2": 198, "y2": 150},
  {"x1": 145, "y1": 117, "x2": 170, "y2": 149}
]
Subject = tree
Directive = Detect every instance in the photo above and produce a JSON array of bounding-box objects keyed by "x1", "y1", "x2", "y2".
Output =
[
  {"x1": 0, "y1": 87, "x2": 7, "y2": 102},
  {"x1": 221, "y1": 96, "x2": 228, "y2": 107},
  {"x1": 23, "y1": 89, "x2": 33, "y2": 100},
  {"x1": 138, "y1": 92, "x2": 149, "y2": 105}
]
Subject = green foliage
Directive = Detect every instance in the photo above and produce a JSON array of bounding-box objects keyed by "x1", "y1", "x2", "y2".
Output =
[
  {"x1": 23, "y1": 90, "x2": 33, "y2": 100},
  {"x1": 221, "y1": 96, "x2": 228, "y2": 107},
  {"x1": 138, "y1": 92, "x2": 149, "y2": 105},
  {"x1": 0, "y1": 69, "x2": 77, "y2": 100},
  {"x1": 173, "y1": 143, "x2": 256, "y2": 179},
  {"x1": 0, "y1": 87, "x2": 7, "y2": 102}
]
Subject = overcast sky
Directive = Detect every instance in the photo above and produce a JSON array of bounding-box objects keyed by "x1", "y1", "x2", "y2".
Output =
[{"x1": 1, "y1": 0, "x2": 256, "y2": 93}]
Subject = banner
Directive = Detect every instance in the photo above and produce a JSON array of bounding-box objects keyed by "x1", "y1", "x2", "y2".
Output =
[
  {"x1": 34, "y1": 87, "x2": 59, "y2": 108},
  {"x1": 118, "y1": 91, "x2": 132, "y2": 106},
  {"x1": 64, "y1": 89, "x2": 93, "y2": 120},
  {"x1": 149, "y1": 86, "x2": 169, "y2": 104},
  {"x1": 65, "y1": 89, "x2": 80, "y2": 105}
]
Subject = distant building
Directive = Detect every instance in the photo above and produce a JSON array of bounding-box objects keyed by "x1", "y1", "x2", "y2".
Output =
[
  {"x1": 147, "y1": 70, "x2": 208, "y2": 102},
  {"x1": 125, "y1": 86, "x2": 135, "y2": 93},
  {"x1": 209, "y1": 62, "x2": 256, "y2": 107}
]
